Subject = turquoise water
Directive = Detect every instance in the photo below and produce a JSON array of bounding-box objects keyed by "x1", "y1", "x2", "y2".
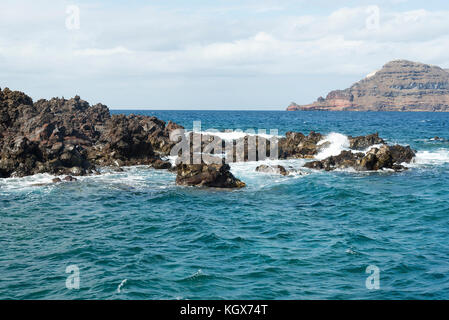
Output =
[{"x1": 1, "y1": 111, "x2": 449, "y2": 300}]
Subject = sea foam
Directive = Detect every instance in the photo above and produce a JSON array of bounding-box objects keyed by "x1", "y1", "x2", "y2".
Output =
[
  {"x1": 412, "y1": 149, "x2": 449, "y2": 166},
  {"x1": 316, "y1": 133, "x2": 350, "y2": 160}
]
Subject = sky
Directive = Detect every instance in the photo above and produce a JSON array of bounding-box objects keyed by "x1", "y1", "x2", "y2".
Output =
[{"x1": 1, "y1": 0, "x2": 449, "y2": 110}]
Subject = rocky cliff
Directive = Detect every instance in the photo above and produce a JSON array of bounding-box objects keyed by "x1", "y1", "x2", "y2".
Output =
[
  {"x1": 288, "y1": 60, "x2": 449, "y2": 112},
  {"x1": 0, "y1": 87, "x2": 182, "y2": 178}
]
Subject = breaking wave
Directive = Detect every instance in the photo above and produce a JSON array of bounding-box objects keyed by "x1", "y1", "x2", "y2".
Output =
[
  {"x1": 412, "y1": 149, "x2": 449, "y2": 166},
  {"x1": 316, "y1": 133, "x2": 350, "y2": 160}
]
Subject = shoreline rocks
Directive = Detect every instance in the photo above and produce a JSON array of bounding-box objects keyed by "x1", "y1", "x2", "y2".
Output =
[
  {"x1": 0, "y1": 87, "x2": 182, "y2": 178},
  {"x1": 1, "y1": 86, "x2": 420, "y2": 188}
]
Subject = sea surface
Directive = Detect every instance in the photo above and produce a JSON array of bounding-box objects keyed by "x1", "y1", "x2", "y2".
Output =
[{"x1": 1, "y1": 110, "x2": 449, "y2": 300}]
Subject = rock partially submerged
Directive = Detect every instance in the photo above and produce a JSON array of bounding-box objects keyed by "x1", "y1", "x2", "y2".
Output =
[
  {"x1": 176, "y1": 162, "x2": 246, "y2": 188},
  {"x1": 51, "y1": 176, "x2": 77, "y2": 183},
  {"x1": 256, "y1": 164, "x2": 288, "y2": 176},
  {"x1": 149, "y1": 158, "x2": 172, "y2": 170},
  {"x1": 255, "y1": 164, "x2": 309, "y2": 176},
  {"x1": 430, "y1": 136, "x2": 446, "y2": 142},
  {"x1": 304, "y1": 145, "x2": 415, "y2": 171}
]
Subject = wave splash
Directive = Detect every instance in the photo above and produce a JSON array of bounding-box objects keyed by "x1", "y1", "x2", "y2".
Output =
[
  {"x1": 316, "y1": 133, "x2": 350, "y2": 160},
  {"x1": 413, "y1": 149, "x2": 449, "y2": 166}
]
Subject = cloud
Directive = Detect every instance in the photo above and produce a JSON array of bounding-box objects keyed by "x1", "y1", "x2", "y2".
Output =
[
  {"x1": 1, "y1": 1, "x2": 449, "y2": 108},
  {"x1": 74, "y1": 46, "x2": 133, "y2": 56}
]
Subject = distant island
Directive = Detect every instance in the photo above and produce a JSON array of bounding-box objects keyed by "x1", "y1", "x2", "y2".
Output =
[{"x1": 287, "y1": 60, "x2": 449, "y2": 112}]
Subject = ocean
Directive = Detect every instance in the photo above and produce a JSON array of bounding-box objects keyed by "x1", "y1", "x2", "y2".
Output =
[{"x1": 1, "y1": 110, "x2": 449, "y2": 299}]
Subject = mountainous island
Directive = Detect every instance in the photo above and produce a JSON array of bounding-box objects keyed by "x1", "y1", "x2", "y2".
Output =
[{"x1": 287, "y1": 60, "x2": 449, "y2": 112}]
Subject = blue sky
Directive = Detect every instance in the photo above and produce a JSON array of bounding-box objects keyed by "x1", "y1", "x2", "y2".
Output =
[{"x1": 1, "y1": 0, "x2": 449, "y2": 109}]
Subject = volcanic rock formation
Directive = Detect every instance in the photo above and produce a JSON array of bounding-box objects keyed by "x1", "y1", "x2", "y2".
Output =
[{"x1": 0, "y1": 87, "x2": 182, "y2": 178}]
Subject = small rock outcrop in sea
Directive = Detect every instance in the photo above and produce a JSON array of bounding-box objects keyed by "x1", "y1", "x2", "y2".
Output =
[
  {"x1": 63, "y1": 175, "x2": 78, "y2": 182},
  {"x1": 256, "y1": 164, "x2": 288, "y2": 176},
  {"x1": 304, "y1": 145, "x2": 415, "y2": 171},
  {"x1": 176, "y1": 162, "x2": 246, "y2": 188},
  {"x1": 149, "y1": 158, "x2": 172, "y2": 170},
  {"x1": 287, "y1": 102, "x2": 300, "y2": 111},
  {"x1": 287, "y1": 60, "x2": 449, "y2": 112},
  {"x1": 430, "y1": 136, "x2": 446, "y2": 142},
  {"x1": 0, "y1": 87, "x2": 182, "y2": 178}
]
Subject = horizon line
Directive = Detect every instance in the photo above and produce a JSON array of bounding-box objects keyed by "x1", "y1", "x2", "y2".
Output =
[{"x1": 109, "y1": 107, "x2": 286, "y2": 111}]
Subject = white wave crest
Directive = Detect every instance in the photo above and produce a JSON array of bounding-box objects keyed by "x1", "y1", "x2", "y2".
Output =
[
  {"x1": 0, "y1": 166, "x2": 176, "y2": 192},
  {"x1": 117, "y1": 279, "x2": 127, "y2": 293},
  {"x1": 316, "y1": 133, "x2": 350, "y2": 160},
  {"x1": 412, "y1": 149, "x2": 449, "y2": 166}
]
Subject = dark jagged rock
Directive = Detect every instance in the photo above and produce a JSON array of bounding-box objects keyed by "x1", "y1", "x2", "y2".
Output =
[
  {"x1": 0, "y1": 87, "x2": 184, "y2": 178},
  {"x1": 278, "y1": 131, "x2": 323, "y2": 159},
  {"x1": 304, "y1": 150, "x2": 363, "y2": 171},
  {"x1": 387, "y1": 145, "x2": 416, "y2": 165},
  {"x1": 176, "y1": 163, "x2": 246, "y2": 188},
  {"x1": 52, "y1": 178, "x2": 62, "y2": 183},
  {"x1": 90, "y1": 114, "x2": 155, "y2": 166},
  {"x1": 348, "y1": 133, "x2": 385, "y2": 150},
  {"x1": 63, "y1": 175, "x2": 77, "y2": 182},
  {"x1": 304, "y1": 145, "x2": 415, "y2": 172},
  {"x1": 256, "y1": 164, "x2": 288, "y2": 176}
]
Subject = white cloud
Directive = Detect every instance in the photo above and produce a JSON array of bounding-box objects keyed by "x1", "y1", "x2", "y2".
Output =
[
  {"x1": 1, "y1": 1, "x2": 449, "y2": 108},
  {"x1": 74, "y1": 46, "x2": 133, "y2": 56}
]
